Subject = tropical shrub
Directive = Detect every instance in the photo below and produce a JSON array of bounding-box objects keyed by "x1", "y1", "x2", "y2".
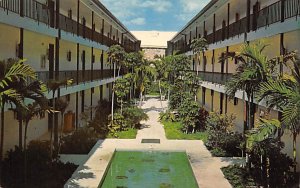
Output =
[
  {"x1": 249, "y1": 139, "x2": 296, "y2": 187},
  {"x1": 88, "y1": 100, "x2": 111, "y2": 137},
  {"x1": 205, "y1": 112, "x2": 244, "y2": 157},
  {"x1": 197, "y1": 107, "x2": 209, "y2": 131},
  {"x1": 178, "y1": 96, "x2": 201, "y2": 133},
  {"x1": 222, "y1": 165, "x2": 256, "y2": 188},
  {"x1": 109, "y1": 107, "x2": 149, "y2": 133},
  {"x1": 1, "y1": 141, "x2": 77, "y2": 188},
  {"x1": 159, "y1": 110, "x2": 178, "y2": 122},
  {"x1": 60, "y1": 128, "x2": 98, "y2": 154},
  {"x1": 122, "y1": 106, "x2": 149, "y2": 129}
]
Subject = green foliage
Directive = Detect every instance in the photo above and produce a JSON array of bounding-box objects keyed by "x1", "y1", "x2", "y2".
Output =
[
  {"x1": 114, "y1": 76, "x2": 131, "y2": 101},
  {"x1": 198, "y1": 107, "x2": 209, "y2": 131},
  {"x1": 1, "y1": 141, "x2": 77, "y2": 188},
  {"x1": 107, "y1": 45, "x2": 126, "y2": 66},
  {"x1": 88, "y1": 100, "x2": 111, "y2": 137},
  {"x1": 159, "y1": 110, "x2": 178, "y2": 122},
  {"x1": 60, "y1": 128, "x2": 98, "y2": 154},
  {"x1": 246, "y1": 118, "x2": 281, "y2": 150},
  {"x1": 162, "y1": 121, "x2": 208, "y2": 141},
  {"x1": 123, "y1": 106, "x2": 149, "y2": 128},
  {"x1": 190, "y1": 38, "x2": 208, "y2": 55},
  {"x1": 178, "y1": 96, "x2": 201, "y2": 133},
  {"x1": 222, "y1": 165, "x2": 256, "y2": 188},
  {"x1": 249, "y1": 139, "x2": 297, "y2": 187},
  {"x1": 108, "y1": 106, "x2": 149, "y2": 135},
  {"x1": 205, "y1": 112, "x2": 244, "y2": 157}
]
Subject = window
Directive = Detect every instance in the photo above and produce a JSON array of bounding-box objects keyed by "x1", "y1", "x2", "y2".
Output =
[{"x1": 234, "y1": 97, "x2": 238, "y2": 105}]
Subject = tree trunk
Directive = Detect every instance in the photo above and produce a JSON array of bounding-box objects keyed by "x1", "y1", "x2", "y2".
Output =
[
  {"x1": 246, "y1": 93, "x2": 251, "y2": 169},
  {"x1": 58, "y1": 113, "x2": 64, "y2": 154},
  {"x1": 24, "y1": 121, "x2": 29, "y2": 186},
  {"x1": 139, "y1": 91, "x2": 143, "y2": 108},
  {"x1": 0, "y1": 103, "x2": 4, "y2": 161},
  {"x1": 120, "y1": 99, "x2": 123, "y2": 115},
  {"x1": 117, "y1": 66, "x2": 121, "y2": 77},
  {"x1": 196, "y1": 55, "x2": 199, "y2": 76},
  {"x1": 293, "y1": 132, "x2": 297, "y2": 173},
  {"x1": 50, "y1": 96, "x2": 55, "y2": 158},
  {"x1": 111, "y1": 62, "x2": 116, "y2": 122},
  {"x1": 19, "y1": 118, "x2": 23, "y2": 149},
  {"x1": 54, "y1": 99, "x2": 58, "y2": 151},
  {"x1": 158, "y1": 80, "x2": 163, "y2": 108}
]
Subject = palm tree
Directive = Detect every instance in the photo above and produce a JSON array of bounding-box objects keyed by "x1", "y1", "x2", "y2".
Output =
[
  {"x1": 132, "y1": 57, "x2": 156, "y2": 107},
  {"x1": 47, "y1": 79, "x2": 72, "y2": 155},
  {"x1": 107, "y1": 45, "x2": 126, "y2": 122},
  {"x1": 190, "y1": 38, "x2": 208, "y2": 75},
  {"x1": 258, "y1": 52, "x2": 300, "y2": 172},
  {"x1": 114, "y1": 75, "x2": 131, "y2": 115},
  {"x1": 224, "y1": 42, "x2": 276, "y2": 131},
  {"x1": 20, "y1": 100, "x2": 51, "y2": 186},
  {"x1": 0, "y1": 59, "x2": 36, "y2": 160},
  {"x1": 55, "y1": 98, "x2": 69, "y2": 154},
  {"x1": 10, "y1": 80, "x2": 48, "y2": 149}
]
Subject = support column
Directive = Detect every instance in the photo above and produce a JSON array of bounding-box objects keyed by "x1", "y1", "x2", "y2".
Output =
[
  {"x1": 77, "y1": 0, "x2": 80, "y2": 35},
  {"x1": 281, "y1": 0, "x2": 286, "y2": 22},
  {"x1": 75, "y1": 92, "x2": 78, "y2": 129},
  {"x1": 76, "y1": 43, "x2": 79, "y2": 84},
  {"x1": 91, "y1": 47, "x2": 94, "y2": 81},
  {"x1": 227, "y1": 3, "x2": 230, "y2": 39},
  {"x1": 101, "y1": 19, "x2": 104, "y2": 44},
  {"x1": 212, "y1": 49, "x2": 215, "y2": 72},
  {"x1": 54, "y1": 37, "x2": 60, "y2": 149},
  {"x1": 247, "y1": 0, "x2": 251, "y2": 32},
  {"x1": 213, "y1": 14, "x2": 216, "y2": 43},
  {"x1": 203, "y1": 21, "x2": 206, "y2": 38},
  {"x1": 92, "y1": 11, "x2": 94, "y2": 41},
  {"x1": 20, "y1": 0, "x2": 24, "y2": 17}
]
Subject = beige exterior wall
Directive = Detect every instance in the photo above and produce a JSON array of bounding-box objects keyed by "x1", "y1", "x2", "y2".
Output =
[{"x1": 0, "y1": 24, "x2": 19, "y2": 60}]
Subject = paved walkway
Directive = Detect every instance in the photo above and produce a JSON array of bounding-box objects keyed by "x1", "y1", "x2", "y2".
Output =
[{"x1": 65, "y1": 97, "x2": 235, "y2": 188}]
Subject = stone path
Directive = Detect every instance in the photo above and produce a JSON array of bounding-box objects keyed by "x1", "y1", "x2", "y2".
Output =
[{"x1": 65, "y1": 97, "x2": 235, "y2": 188}]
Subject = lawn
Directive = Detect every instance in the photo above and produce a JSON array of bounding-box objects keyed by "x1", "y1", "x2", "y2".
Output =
[
  {"x1": 162, "y1": 121, "x2": 208, "y2": 142},
  {"x1": 108, "y1": 128, "x2": 138, "y2": 139}
]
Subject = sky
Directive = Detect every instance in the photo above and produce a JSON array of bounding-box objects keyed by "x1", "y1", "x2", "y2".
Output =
[{"x1": 100, "y1": 0, "x2": 211, "y2": 32}]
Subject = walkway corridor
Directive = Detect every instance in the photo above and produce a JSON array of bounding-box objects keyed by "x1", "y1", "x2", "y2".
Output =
[{"x1": 65, "y1": 97, "x2": 234, "y2": 188}]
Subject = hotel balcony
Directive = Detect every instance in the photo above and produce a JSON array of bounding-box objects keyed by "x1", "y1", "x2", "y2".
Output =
[
  {"x1": 0, "y1": 0, "x2": 139, "y2": 52},
  {"x1": 170, "y1": 0, "x2": 300, "y2": 54}
]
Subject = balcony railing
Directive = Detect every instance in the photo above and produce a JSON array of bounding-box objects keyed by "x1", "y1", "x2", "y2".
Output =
[
  {"x1": 173, "y1": 0, "x2": 300, "y2": 53},
  {"x1": 0, "y1": 0, "x2": 136, "y2": 52},
  {"x1": 36, "y1": 69, "x2": 114, "y2": 86},
  {"x1": 198, "y1": 71, "x2": 233, "y2": 85}
]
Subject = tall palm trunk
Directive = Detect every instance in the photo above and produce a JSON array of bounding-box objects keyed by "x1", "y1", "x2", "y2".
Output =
[
  {"x1": 50, "y1": 95, "x2": 55, "y2": 158},
  {"x1": 0, "y1": 102, "x2": 4, "y2": 161},
  {"x1": 18, "y1": 117, "x2": 23, "y2": 149},
  {"x1": 158, "y1": 80, "x2": 163, "y2": 108},
  {"x1": 111, "y1": 62, "x2": 116, "y2": 122},
  {"x1": 58, "y1": 112, "x2": 64, "y2": 154},
  {"x1": 246, "y1": 93, "x2": 252, "y2": 169},
  {"x1": 293, "y1": 132, "x2": 297, "y2": 172},
  {"x1": 23, "y1": 121, "x2": 29, "y2": 186},
  {"x1": 139, "y1": 91, "x2": 143, "y2": 108}
]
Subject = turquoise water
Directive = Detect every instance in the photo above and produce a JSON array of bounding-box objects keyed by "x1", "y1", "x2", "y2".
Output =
[{"x1": 99, "y1": 151, "x2": 198, "y2": 188}]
